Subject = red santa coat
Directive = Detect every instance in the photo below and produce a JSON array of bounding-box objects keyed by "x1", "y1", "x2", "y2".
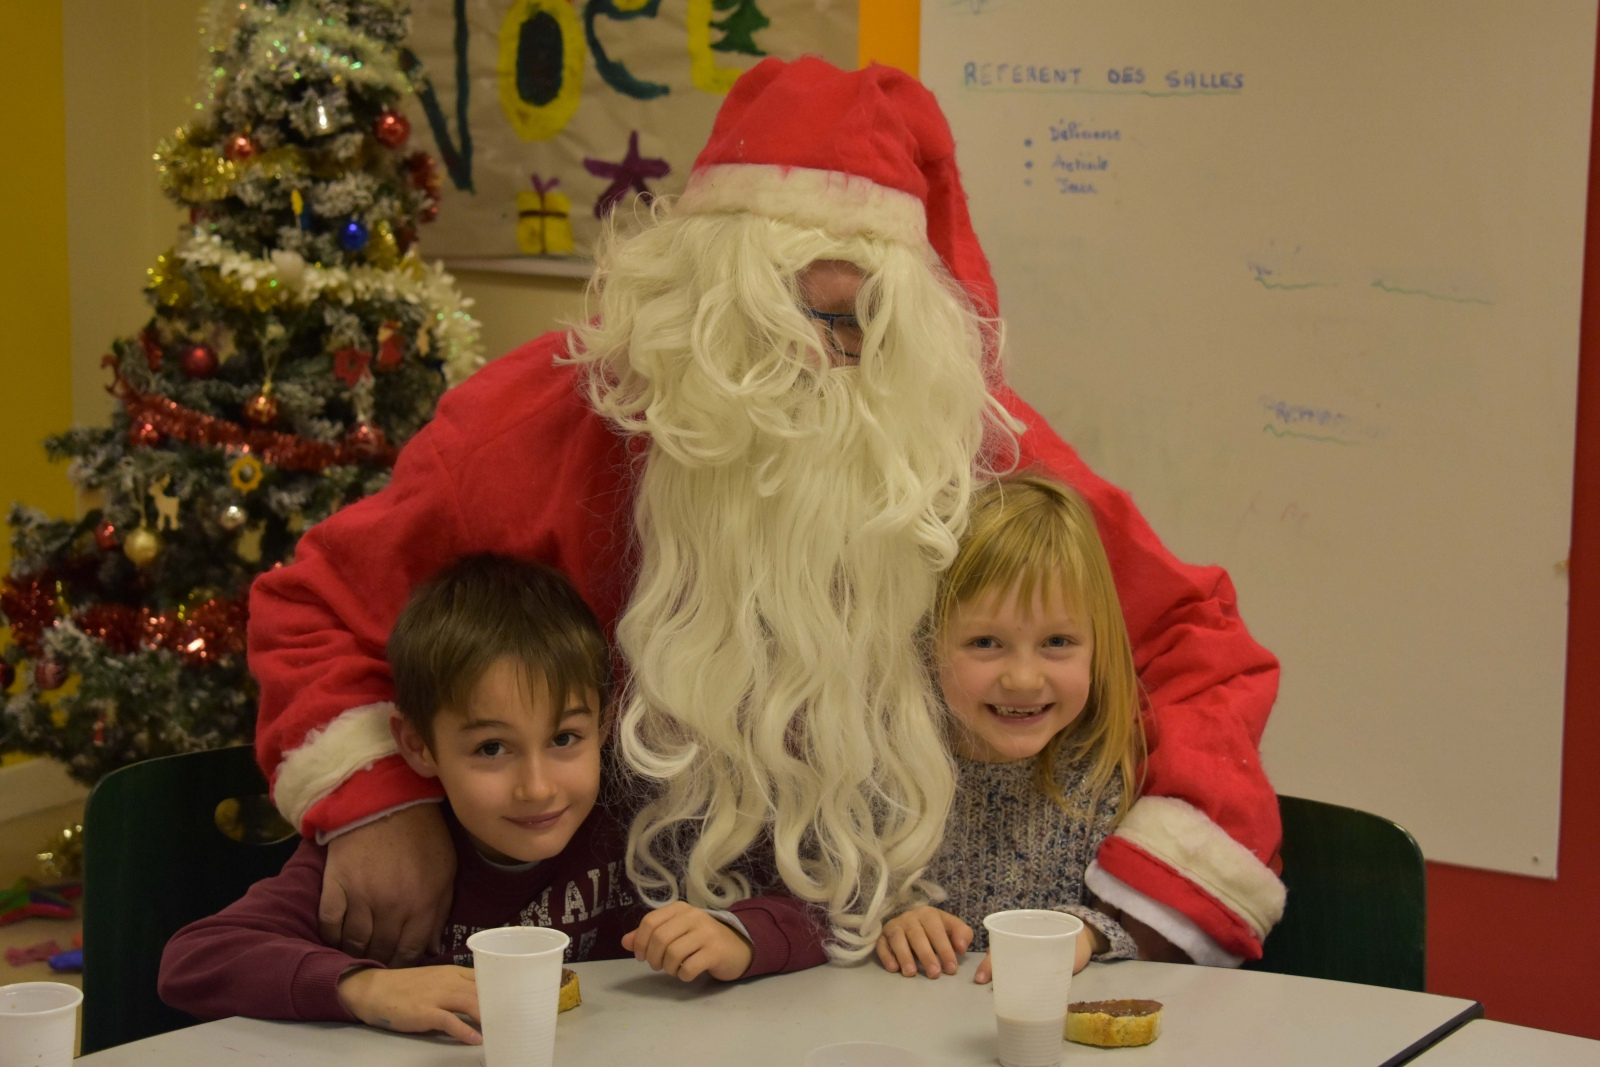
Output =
[{"x1": 250, "y1": 330, "x2": 1285, "y2": 967}]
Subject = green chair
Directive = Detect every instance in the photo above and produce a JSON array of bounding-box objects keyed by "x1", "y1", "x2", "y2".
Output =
[
  {"x1": 1246, "y1": 794, "x2": 1427, "y2": 991},
  {"x1": 81, "y1": 746, "x2": 299, "y2": 1054}
]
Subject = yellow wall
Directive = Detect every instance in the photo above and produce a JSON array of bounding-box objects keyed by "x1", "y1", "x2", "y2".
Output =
[
  {"x1": 859, "y1": 0, "x2": 919, "y2": 74},
  {"x1": 1, "y1": 2, "x2": 74, "y2": 577}
]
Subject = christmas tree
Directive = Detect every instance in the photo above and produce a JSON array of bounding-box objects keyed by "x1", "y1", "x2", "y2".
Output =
[
  {"x1": 0, "y1": 0, "x2": 480, "y2": 785},
  {"x1": 711, "y1": 0, "x2": 771, "y2": 56}
]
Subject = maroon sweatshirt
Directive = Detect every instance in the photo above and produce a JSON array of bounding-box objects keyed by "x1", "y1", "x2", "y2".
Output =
[{"x1": 159, "y1": 801, "x2": 829, "y2": 1023}]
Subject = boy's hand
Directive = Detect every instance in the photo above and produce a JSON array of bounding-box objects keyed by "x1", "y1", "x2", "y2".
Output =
[
  {"x1": 337, "y1": 965, "x2": 480, "y2": 1045},
  {"x1": 973, "y1": 921, "x2": 1104, "y2": 984},
  {"x1": 875, "y1": 906, "x2": 972, "y2": 979},
  {"x1": 623, "y1": 901, "x2": 754, "y2": 982},
  {"x1": 321, "y1": 804, "x2": 456, "y2": 966}
]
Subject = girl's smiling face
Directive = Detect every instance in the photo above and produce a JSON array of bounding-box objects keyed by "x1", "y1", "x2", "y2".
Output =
[{"x1": 938, "y1": 580, "x2": 1094, "y2": 764}]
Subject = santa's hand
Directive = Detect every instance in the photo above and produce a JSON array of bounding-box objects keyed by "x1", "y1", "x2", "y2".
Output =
[
  {"x1": 624, "y1": 901, "x2": 754, "y2": 982},
  {"x1": 875, "y1": 906, "x2": 972, "y2": 979},
  {"x1": 320, "y1": 804, "x2": 455, "y2": 966}
]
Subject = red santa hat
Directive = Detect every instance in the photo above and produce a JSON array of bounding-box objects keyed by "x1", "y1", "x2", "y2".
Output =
[{"x1": 676, "y1": 56, "x2": 1000, "y2": 320}]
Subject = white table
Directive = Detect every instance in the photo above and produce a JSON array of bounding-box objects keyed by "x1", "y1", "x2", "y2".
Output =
[
  {"x1": 76, "y1": 958, "x2": 1482, "y2": 1067},
  {"x1": 1407, "y1": 1019, "x2": 1600, "y2": 1065}
]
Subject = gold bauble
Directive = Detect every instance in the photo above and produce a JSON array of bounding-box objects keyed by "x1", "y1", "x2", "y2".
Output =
[{"x1": 123, "y1": 526, "x2": 163, "y2": 567}]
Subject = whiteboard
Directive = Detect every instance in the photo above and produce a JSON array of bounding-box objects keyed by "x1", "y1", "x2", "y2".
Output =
[{"x1": 922, "y1": 0, "x2": 1596, "y2": 877}]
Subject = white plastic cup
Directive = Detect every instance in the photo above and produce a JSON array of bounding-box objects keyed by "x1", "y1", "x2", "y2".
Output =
[
  {"x1": 0, "y1": 982, "x2": 82, "y2": 1067},
  {"x1": 982, "y1": 910, "x2": 1083, "y2": 1067},
  {"x1": 467, "y1": 926, "x2": 571, "y2": 1067},
  {"x1": 803, "y1": 1043, "x2": 927, "y2": 1067}
]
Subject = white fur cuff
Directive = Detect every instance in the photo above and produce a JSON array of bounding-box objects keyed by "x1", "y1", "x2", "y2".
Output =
[
  {"x1": 271, "y1": 702, "x2": 400, "y2": 831},
  {"x1": 1085, "y1": 861, "x2": 1243, "y2": 968},
  {"x1": 677, "y1": 164, "x2": 928, "y2": 247},
  {"x1": 1113, "y1": 796, "x2": 1286, "y2": 938}
]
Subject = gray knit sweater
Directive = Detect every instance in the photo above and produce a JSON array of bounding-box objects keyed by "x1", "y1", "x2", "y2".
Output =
[{"x1": 925, "y1": 746, "x2": 1138, "y2": 959}]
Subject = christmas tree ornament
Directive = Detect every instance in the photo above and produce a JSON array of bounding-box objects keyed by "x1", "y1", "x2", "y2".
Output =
[
  {"x1": 373, "y1": 109, "x2": 411, "y2": 148},
  {"x1": 242, "y1": 387, "x2": 279, "y2": 426},
  {"x1": 406, "y1": 152, "x2": 435, "y2": 188},
  {"x1": 376, "y1": 322, "x2": 405, "y2": 370},
  {"x1": 229, "y1": 454, "x2": 265, "y2": 493},
  {"x1": 218, "y1": 504, "x2": 248, "y2": 531},
  {"x1": 129, "y1": 420, "x2": 163, "y2": 448},
  {"x1": 291, "y1": 188, "x2": 311, "y2": 230},
  {"x1": 332, "y1": 346, "x2": 372, "y2": 386},
  {"x1": 36, "y1": 823, "x2": 83, "y2": 880},
  {"x1": 33, "y1": 660, "x2": 67, "y2": 691},
  {"x1": 347, "y1": 422, "x2": 388, "y2": 458},
  {"x1": 420, "y1": 202, "x2": 439, "y2": 223},
  {"x1": 93, "y1": 715, "x2": 107, "y2": 746},
  {"x1": 123, "y1": 526, "x2": 162, "y2": 567},
  {"x1": 180, "y1": 343, "x2": 219, "y2": 379},
  {"x1": 339, "y1": 219, "x2": 370, "y2": 252},
  {"x1": 222, "y1": 132, "x2": 257, "y2": 162},
  {"x1": 366, "y1": 220, "x2": 400, "y2": 269},
  {"x1": 0, "y1": 661, "x2": 14, "y2": 690},
  {"x1": 396, "y1": 224, "x2": 417, "y2": 253},
  {"x1": 93, "y1": 520, "x2": 120, "y2": 551},
  {"x1": 139, "y1": 327, "x2": 164, "y2": 371}
]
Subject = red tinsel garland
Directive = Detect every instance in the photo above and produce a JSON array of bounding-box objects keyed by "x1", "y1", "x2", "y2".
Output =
[
  {"x1": 108, "y1": 358, "x2": 398, "y2": 470},
  {"x1": 5, "y1": 575, "x2": 247, "y2": 668}
]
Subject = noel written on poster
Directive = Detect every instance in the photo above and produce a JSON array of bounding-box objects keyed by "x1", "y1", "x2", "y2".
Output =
[{"x1": 402, "y1": 0, "x2": 857, "y2": 261}]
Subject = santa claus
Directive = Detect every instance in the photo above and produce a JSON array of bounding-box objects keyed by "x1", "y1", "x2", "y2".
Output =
[{"x1": 250, "y1": 57, "x2": 1284, "y2": 971}]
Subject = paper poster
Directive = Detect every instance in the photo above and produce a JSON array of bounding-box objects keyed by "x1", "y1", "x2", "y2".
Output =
[{"x1": 402, "y1": 0, "x2": 858, "y2": 262}]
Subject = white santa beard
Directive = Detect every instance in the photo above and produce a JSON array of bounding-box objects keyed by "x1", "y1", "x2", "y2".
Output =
[{"x1": 619, "y1": 360, "x2": 987, "y2": 959}]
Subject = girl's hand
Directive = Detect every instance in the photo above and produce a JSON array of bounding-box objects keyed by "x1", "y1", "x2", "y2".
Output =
[
  {"x1": 875, "y1": 906, "x2": 973, "y2": 979},
  {"x1": 623, "y1": 901, "x2": 754, "y2": 982},
  {"x1": 973, "y1": 922, "x2": 1102, "y2": 983},
  {"x1": 336, "y1": 964, "x2": 481, "y2": 1044}
]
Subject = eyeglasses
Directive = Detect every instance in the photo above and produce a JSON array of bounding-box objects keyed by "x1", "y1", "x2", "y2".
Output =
[{"x1": 802, "y1": 307, "x2": 865, "y2": 361}]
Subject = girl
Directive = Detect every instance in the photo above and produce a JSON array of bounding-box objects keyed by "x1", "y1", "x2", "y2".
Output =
[{"x1": 876, "y1": 475, "x2": 1146, "y2": 982}]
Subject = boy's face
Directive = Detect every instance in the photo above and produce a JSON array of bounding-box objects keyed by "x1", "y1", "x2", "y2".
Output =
[{"x1": 394, "y1": 656, "x2": 602, "y2": 865}]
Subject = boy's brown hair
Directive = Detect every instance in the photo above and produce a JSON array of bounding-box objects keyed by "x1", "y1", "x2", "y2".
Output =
[{"x1": 387, "y1": 554, "x2": 610, "y2": 741}]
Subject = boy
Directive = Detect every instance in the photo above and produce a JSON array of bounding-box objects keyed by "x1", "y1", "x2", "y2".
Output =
[{"x1": 160, "y1": 555, "x2": 826, "y2": 1045}]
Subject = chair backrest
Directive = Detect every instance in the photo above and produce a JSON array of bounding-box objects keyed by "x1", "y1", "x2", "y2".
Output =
[
  {"x1": 1246, "y1": 794, "x2": 1426, "y2": 991},
  {"x1": 81, "y1": 746, "x2": 299, "y2": 1054}
]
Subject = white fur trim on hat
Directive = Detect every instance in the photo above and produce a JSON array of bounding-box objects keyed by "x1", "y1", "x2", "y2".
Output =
[
  {"x1": 271, "y1": 702, "x2": 399, "y2": 832},
  {"x1": 1085, "y1": 860, "x2": 1243, "y2": 968},
  {"x1": 1111, "y1": 795, "x2": 1287, "y2": 941},
  {"x1": 677, "y1": 164, "x2": 927, "y2": 247}
]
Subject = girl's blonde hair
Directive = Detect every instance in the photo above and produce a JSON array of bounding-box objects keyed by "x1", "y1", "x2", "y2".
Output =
[{"x1": 936, "y1": 475, "x2": 1145, "y2": 819}]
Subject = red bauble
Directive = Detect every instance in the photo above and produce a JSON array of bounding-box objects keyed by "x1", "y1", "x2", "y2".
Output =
[
  {"x1": 347, "y1": 422, "x2": 388, "y2": 457},
  {"x1": 332, "y1": 347, "x2": 372, "y2": 387},
  {"x1": 93, "y1": 520, "x2": 119, "y2": 551},
  {"x1": 406, "y1": 152, "x2": 435, "y2": 187},
  {"x1": 242, "y1": 390, "x2": 280, "y2": 426},
  {"x1": 34, "y1": 660, "x2": 67, "y2": 691},
  {"x1": 128, "y1": 421, "x2": 163, "y2": 447},
  {"x1": 0, "y1": 661, "x2": 14, "y2": 690},
  {"x1": 223, "y1": 133, "x2": 257, "y2": 162},
  {"x1": 374, "y1": 110, "x2": 411, "y2": 148},
  {"x1": 139, "y1": 328, "x2": 164, "y2": 371},
  {"x1": 181, "y1": 343, "x2": 219, "y2": 379}
]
